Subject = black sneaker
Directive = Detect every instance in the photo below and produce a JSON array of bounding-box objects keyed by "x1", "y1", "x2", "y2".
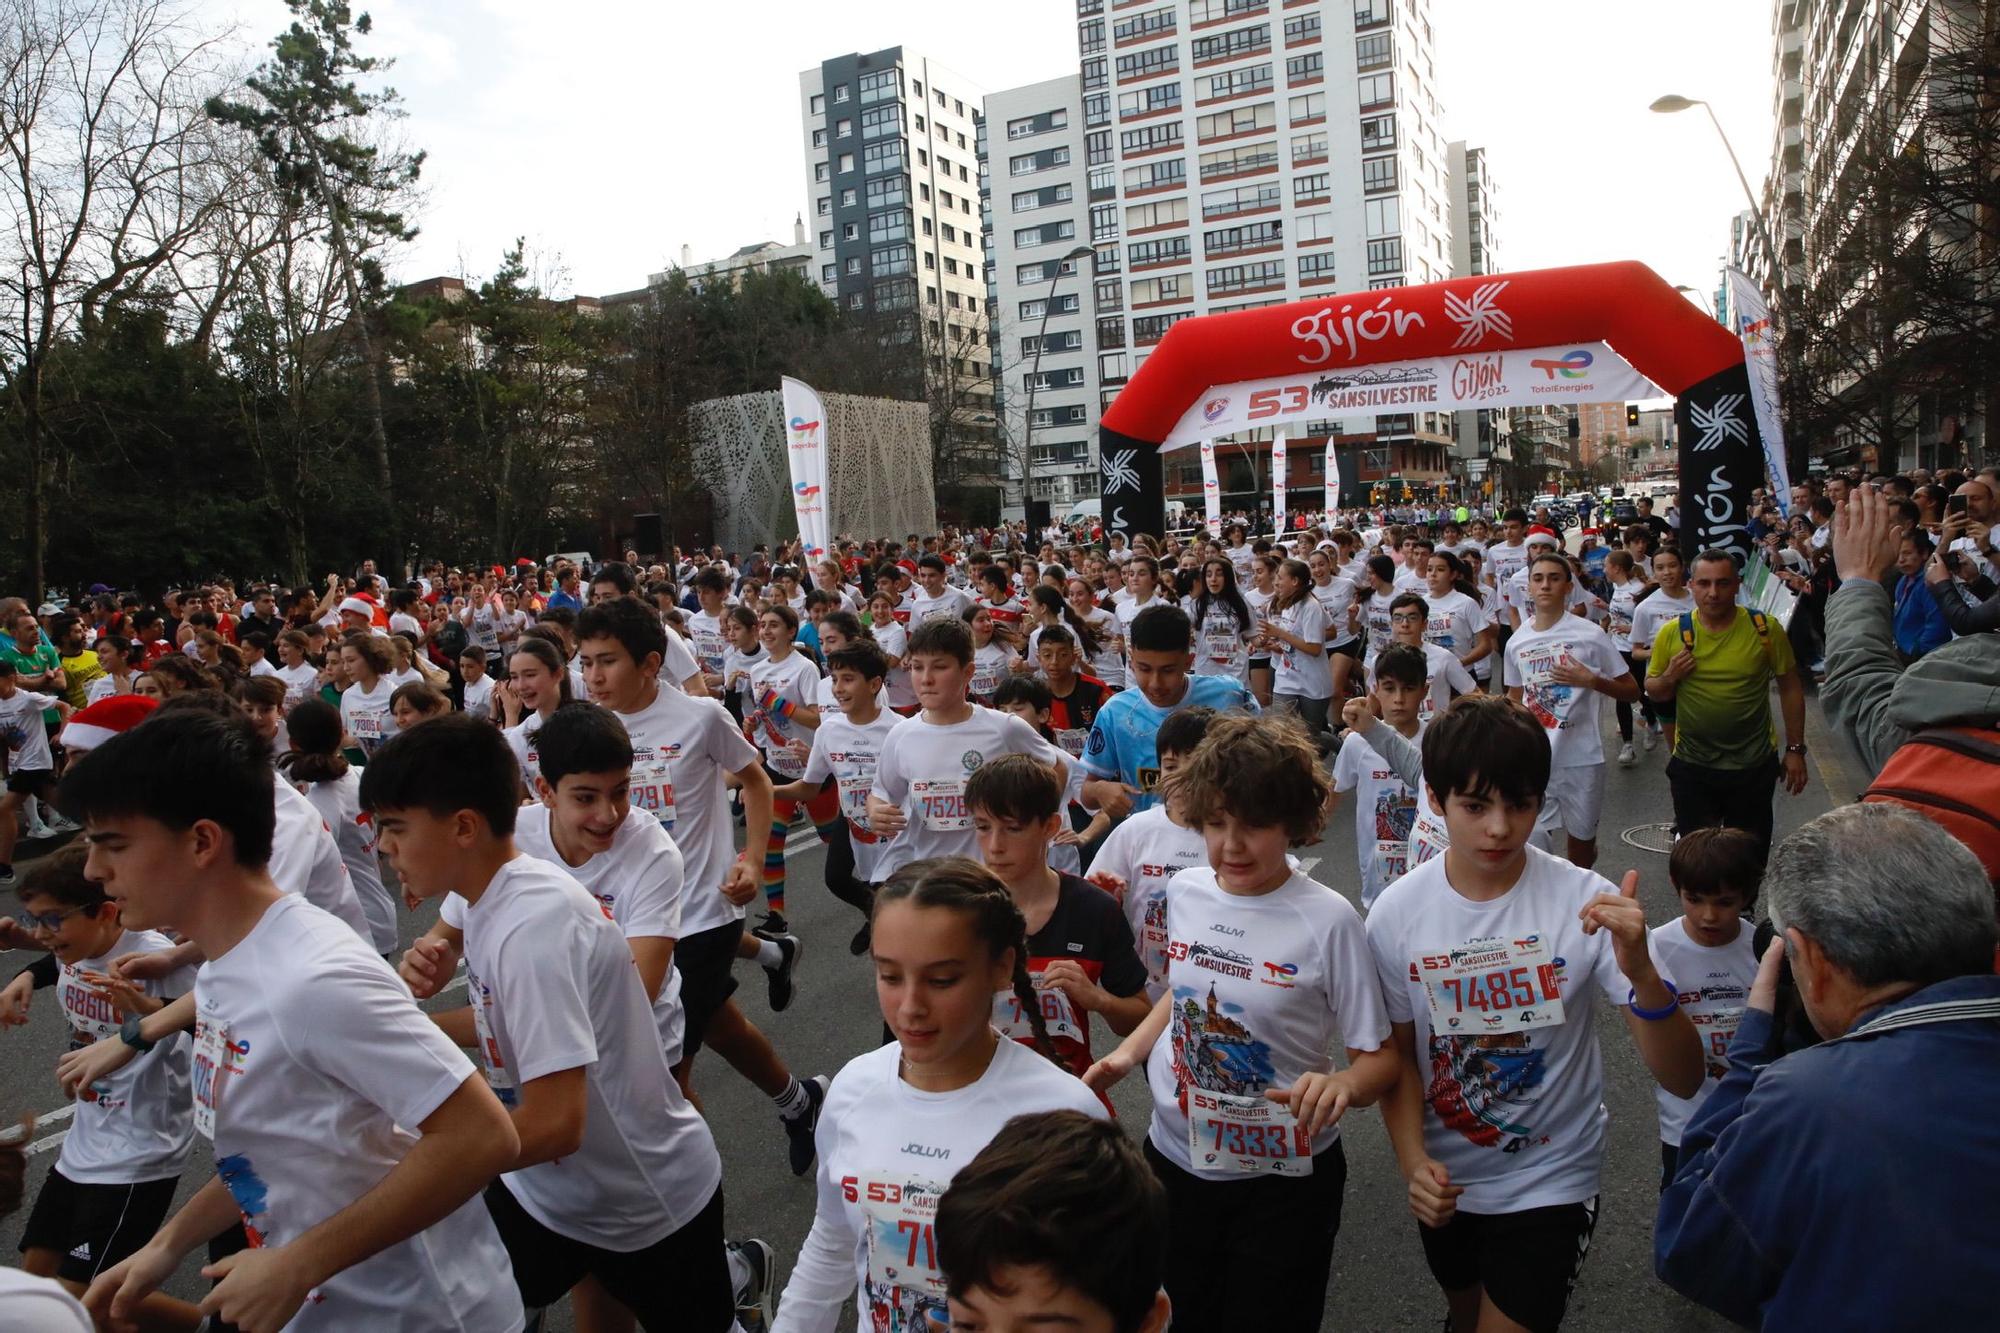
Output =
[
  {"x1": 782, "y1": 1075, "x2": 829, "y2": 1177},
  {"x1": 751, "y1": 911, "x2": 790, "y2": 940},
  {"x1": 730, "y1": 1237, "x2": 777, "y2": 1332},
  {"x1": 763, "y1": 933, "x2": 801, "y2": 1012},
  {"x1": 848, "y1": 920, "x2": 872, "y2": 957}
]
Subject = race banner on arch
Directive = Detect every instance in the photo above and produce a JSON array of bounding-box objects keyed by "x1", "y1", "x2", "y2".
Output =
[
  {"x1": 1098, "y1": 263, "x2": 1760, "y2": 557},
  {"x1": 1198, "y1": 439, "x2": 1222, "y2": 536},
  {"x1": 1271, "y1": 431, "x2": 1288, "y2": 535},
  {"x1": 780, "y1": 376, "x2": 831, "y2": 559}
]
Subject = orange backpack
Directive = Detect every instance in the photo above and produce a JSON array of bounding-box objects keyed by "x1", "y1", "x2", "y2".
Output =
[{"x1": 1861, "y1": 727, "x2": 2000, "y2": 882}]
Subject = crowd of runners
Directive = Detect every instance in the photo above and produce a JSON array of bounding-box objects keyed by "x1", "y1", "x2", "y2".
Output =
[{"x1": 0, "y1": 463, "x2": 1996, "y2": 1332}]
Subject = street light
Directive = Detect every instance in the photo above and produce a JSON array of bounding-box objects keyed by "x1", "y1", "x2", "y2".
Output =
[
  {"x1": 1649, "y1": 95, "x2": 1780, "y2": 275},
  {"x1": 1018, "y1": 243, "x2": 1098, "y2": 520}
]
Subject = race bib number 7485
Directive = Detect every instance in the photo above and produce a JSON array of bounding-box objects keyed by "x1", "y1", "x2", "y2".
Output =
[{"x1": 1418, "y1": 934, "x2": 1566, "y2": 1033}]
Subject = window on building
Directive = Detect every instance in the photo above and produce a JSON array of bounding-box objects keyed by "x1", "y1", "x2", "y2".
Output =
[
  {"x1": 1194, "y1": 101, "x2": 1274, "y2": 142},
  {"x1": 821, "y1": 263, "x2": 837, "y2": 283},
  {"x1": 1356, "y1": 31, "x2": 1392, "y2": 70},
  {"x1": 869, "y1": 209, "x2": 910, "y2": 242},
  {"x1": 1293, "y1": 171, "x2": 1330, "y2": 202},
  {"x1": 1357, "y1": 72, "x2": 1393, "y2": 109},
  {"x1": 1127, "y1": 235, "x2": 1191, "y2": 267},
  {"x1": 861, "y1": 104, "x2": 899, "y2": 137},
  {"x1": 1366, "y1": 237, "x2": 1403, "y2": 275},
  {"x1": 1129, "y1": 273, "x2": 1188, "y2": 305},
  {"x1": 1081, "y1": 56, "x2": 1107, "y2": 91},
  {"x1": 1360, "y1": 113, "x2": 1397, "y2": 152},
  {"x1": 1291, "y1": 130, "x2": 1327, "y2": 164},
  {"x1": 1287, "y1": 91, "x2": 1325, "y2": 122},
  {"x1": 1286, "y1": 52, "x2": 1322, "y2": 83},
  {"x1": 1361, "y1": 155, "x2": 1397, "y2": 193},
  {"x1": 838, "y1": 153, "x2": 855, "y2": 174},
  {"x1": 1295, "y1": 209, "x2": 1334, "y2": 241},
  {"x1": 844, "y1": 256, "x2": 862, "y2": 275},
  {"x1": 872, "y1": 244, "x2": 913, "y2": 275},
  {"x1": 841, "y1": 187, "x2": 857, "y2": 206},
  {"x1": 1191, "y1": 23, "x2": 1270, "y2": 65},
  {"x1": 816, "y1": 197, "x2": 831, "y2": 216},
  {"x1": 1364, "y1": 197, "x2": 1399, "y2": 237},
  {"x1": 867, "y1": 175, "x2": 907, "y2": 207},
  {"x1": 864, "y1": 140, "x2": 904, "y2": 174},
  {"x1": 1090, "y1": 203, "x2": 1119, "y2": 242},
  {"x1": 858, "y1": 69, "x2": 898, "y2": 103},
  {"x1": 1283, "y1": 12, "x2": 1320, "y2": 43},
  {"x1": 1126, "y1": 196, "x2": 1190, "y2": 231},
  {"x1": 836, "y1": 118, "x2": 852, "y2": 138},
  {"x1": 1094, "y1": 278, "x2": 1123, "y2": 311},
  {"x1": 1114, "y1": 44, "x2": 1178, "y2": 81},
  {"x1": 1206, "y1": 260, "x2": 1285, "y2": 295},
  {"x1": 1197, "y1": 63, "x2": 1272, "y2": 102},
  {"x1": 1298, "y1": 251, "x2": 1336, "y2": 283},
  {"x1": 810, "y1": 92, "x2": 825, "y2": 114},
  {"x1": 818, "y1": 229, "x2": 833, "y2": 248},
  {"x1": 812, "y1": 128, "x2": 827, "y2": 148},
  {"x1": 1079, "y1": 18, "x2": 1105, "y2": 54},
  {"x1": 1117, "y1": 82, "x2": 1183, "y2": 118}
]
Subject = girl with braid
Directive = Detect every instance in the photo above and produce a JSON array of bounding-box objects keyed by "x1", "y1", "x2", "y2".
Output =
[{"x1": 771, "y1": 857, "x2": 1105, "y2": 1333}]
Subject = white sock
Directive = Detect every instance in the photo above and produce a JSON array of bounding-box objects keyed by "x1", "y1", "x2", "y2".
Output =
[
  {"x1": 753, "y1": 937, "x2": 784, "y2": 969},
  {"x1": 772, "y1": 1075, "x2": 808, "y2": 1118},
  {"x1": 726, "y1": 1244, "x2": 753, "y2": 1295}
]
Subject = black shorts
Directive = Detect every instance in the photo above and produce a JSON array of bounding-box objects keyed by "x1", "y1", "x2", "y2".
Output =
[
  {"x1": 1417, "y1": 1198, "x2": 1600, "y2": 1333},
  {"x1": 1248, "y1": 657, "x2": 1272, "y2": 671},
  {"x1": 18, "y1": 1166, "x2": 179, "y2": 1284},
  {"x1": 1328, "y1": 638, "x2": 1363, "y2": 661},
  {"x1": 484, "y1": 1177, "x2": 733, "y2": 1330},
  {"x1": 674, "y1": 919, "x2": 744, "y2": 1059},
  {"x1": 5, "y1": 767, "x2": 56, "y2": 798}
]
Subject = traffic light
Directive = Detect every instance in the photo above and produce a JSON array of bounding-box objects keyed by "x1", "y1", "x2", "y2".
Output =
[{"x1": 1626, "y1": 404, "x2": 1640, "y2": 428}]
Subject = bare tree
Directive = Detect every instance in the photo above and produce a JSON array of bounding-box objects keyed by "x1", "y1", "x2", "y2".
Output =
[{"x1": 0, "y1": 0, "x2": 229, "y2": 597}]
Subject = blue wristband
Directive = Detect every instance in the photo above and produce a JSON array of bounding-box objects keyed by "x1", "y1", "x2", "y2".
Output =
[{"x1": 1628, "y1": 980, "x2": 1680, "y2": 1022}]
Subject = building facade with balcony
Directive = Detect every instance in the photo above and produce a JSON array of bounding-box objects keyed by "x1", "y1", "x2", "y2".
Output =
[
  {"x1": 1447, "y1": 139, "x2": 1511, "y2": 495},
  {"x1": 985, "y1": 76, "x2": 1103, "y2": 520}
]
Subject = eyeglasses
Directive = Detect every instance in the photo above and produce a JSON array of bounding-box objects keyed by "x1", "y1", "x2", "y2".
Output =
[
  {"x1": 1390, "y1": 613, "x2": 1426, "y2": 625},
  {"x1": 18, "y1": 904, "x2": 93, "y2": 933}
]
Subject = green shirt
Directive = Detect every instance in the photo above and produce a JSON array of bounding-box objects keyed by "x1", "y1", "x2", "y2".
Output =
[
  {"x1": 0, "y1": 640, "x2": 62, "y2": 724},
  {"x1": 1647, "y1": 606, "x2": 1795, "y2": 770}
]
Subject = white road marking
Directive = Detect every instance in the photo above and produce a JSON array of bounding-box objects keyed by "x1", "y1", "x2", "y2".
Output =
[{"x1": 27, "y1": 1130, "x2": 65, "y2": 1156}]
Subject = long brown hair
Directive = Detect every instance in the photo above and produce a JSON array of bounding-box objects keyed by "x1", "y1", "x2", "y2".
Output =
[{"x1": 872, "y1": 856, "x2": 1057, "y2": 1064}]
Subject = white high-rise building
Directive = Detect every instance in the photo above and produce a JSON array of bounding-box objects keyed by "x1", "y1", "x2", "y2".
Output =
[
  {"x1": 799, "y1": 49, "x2": 997, "y2": 489},
  {"x1": 1448, "y1": 140, "x2": 1510, "y2": 486},
  {"x1": 988, "y1": 0, "x2": 1460, "y2": 520},
  {"x1": 986, "y1": 76, "x2": 1099, "y2": 520}
]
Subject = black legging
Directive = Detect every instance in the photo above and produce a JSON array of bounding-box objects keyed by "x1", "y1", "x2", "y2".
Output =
[
  {"x1": 1617, "y1": 650, "x2": 1657, "y2": 742},
  {"x1": 820, "y1": 817, "x2": 877, "y2": 920}
]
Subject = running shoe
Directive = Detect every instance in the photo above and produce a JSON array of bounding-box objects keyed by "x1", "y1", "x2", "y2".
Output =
[
  {"x1": 1641, "y1": 723, "x2": 1658, "y2": 752},
  {"x1": 782, "y1": 1075, "x2": 829, "y2": 1177},
  {"x1": 43, "y1": 810, "x2": 81, "y2": 834},
  {"x1": 731, "y1": 1237, "x2": 778, "y2": 1332},
  {"x1": 763, "y1": 933, "x2": 801, "y2": 1013},
  {"x1": 1617, "y1": 743, "x2": 1637, "y2": 768},
  {"x1": 0, "y1": 865, "x2": 15, "y2": 890},
  {"x1": 751, "y1": 911, "x2": 791, "y2": 940}
]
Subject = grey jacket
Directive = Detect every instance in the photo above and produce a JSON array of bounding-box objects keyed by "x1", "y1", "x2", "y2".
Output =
[{"x1": 1820, "y1": 579, "x2": 2000, "y2": 777}]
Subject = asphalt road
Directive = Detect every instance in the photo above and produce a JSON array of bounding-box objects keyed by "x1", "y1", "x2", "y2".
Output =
[{"x1": 0, "y1": 707, "x2": 1842, "y2": 1331}]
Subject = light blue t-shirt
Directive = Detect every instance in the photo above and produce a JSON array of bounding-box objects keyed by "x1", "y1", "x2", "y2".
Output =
[{"x1": 1082, "y1": 674, "x2": 1259, "y2": 812}]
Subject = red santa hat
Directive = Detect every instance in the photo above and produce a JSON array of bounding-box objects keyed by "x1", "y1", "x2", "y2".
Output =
[{"x1": 61, "y1": 694, "x2": 158, "y2": 753}]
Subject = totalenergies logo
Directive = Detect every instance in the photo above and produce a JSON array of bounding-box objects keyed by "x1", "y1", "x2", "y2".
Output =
[
  {"x1": 1737, "y1": 315, "x2": 1770, "y2": 346},
  {"x1": 1529, "y1": 349, "x2": 1593, "y2": 381},
  {"x1": 788, "y1": 415, "x2": 821, "y2": 450},
  {"x1": 794, "y1": 481, "x2": 821, "y2": 500}
]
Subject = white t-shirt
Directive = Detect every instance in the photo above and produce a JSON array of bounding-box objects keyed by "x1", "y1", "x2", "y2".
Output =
[
  {"x1": 1146, "y1": 868, "x2": 1391, "y2": 1174},
  {"x1": 0, "y1": 690, "x2": 59, "y2": 771},
  {"x1": 906, "y1": 585, "x2": 974, "y2": 624},
  {"x1": 685, "y1": 610, "x2": 730, "y2": 676},
  {"x1": 1502, "y1": 617, "x2": 1629, "y2": 768},
  {"x1": 969, "y1": 641, "x2": 1016, "y2": 703},
  {"x1": 661, "y1": 625, "x2": 701, "y2": 690},
  {"x1": 1187, "y1": 599, "x2": 1252, "y2": 681},
  {"x1": 616, "y1": 685, "x2": 760, "y2": 938},
  {"x1": 1080, "y1": 605, "x2": 1122, "y2": 686},
  {"x1": 0, "y1": 1268, "x2": 93, "y2": 1332},
  {"x1": 869, "y1": 707, "x2": 1074, "y2": 878},
  {"x1": 460, "y1": 855, "x2": 721, "y2": 1251},
  {"x1": 274, "y1": 661, "x2": 320, "y2": 709},
  {"x1": 503, "y1": 715, "x2": 547, "y2": 793},
  {"x1": 271, "y1": 779, "x2": 371, "y2": 942},
  {"x1": 1503, "y1": 568, "x2": 1595, "y2": 625},
  {"x1": 1333, "y1": 728, "x2": 1424, "y2": 908},
  {"x1": 461, "y1": 673, "x2": 495, "y2": 719},
  {"x1": 1113, "y1": 592, "x2": 1171, "y2": 656},
  {"x1": 389, "y1": 612, "x2": 423, "y2": 640},
  {"x1": 1603, "y1": 579, "x2": 1642, "y2": 653},
  {"x1": 1422, "y1": 589, "x2": 1487, "y2": 663},
  {"x1": 746, "y1": 651, "x2": 822, "y2": 780},
  {"x1": 1361, "y1": 590, "x2": 1396, "y2": 664},
  {"x1": 1311, "y1": 577, "x2": 1359, "y2": 647},
  {"x1": 1648, "y1": 919, "x2": 1758, "y2": 1146},
  {"x1": 1485, "y1": 539, "x2": 1530, "y2": 589},
  {"x1": 1371, "y1": 641, "x2": 1475, "y2": 725},
  {"x1": 298, "y1": 770, "x2": 396, "y2": 954},
  {"x1": 803, "y1": 709, "x2": 903, "y2": 884},
  {"x1": 1366, "y1": 846, "x2": 1640, "y2": 1214},
  {"x1": 772, "y1": 1038, "x2": 1105, "y2": 1333},
  {"x1": 1267, "y1": 596, "x2": 1332, "y2": 699},
  {"x1": 1088, "y1": 806, "x2": 1210, "y2": 998},
  {"x1": 55, "y1": 930, "x2": 195, "y2": 1184},
  {"x1": 1628, "y1": 588, "x2": 1694, "y2": 661},
  {"x1": 193, "y1": 894, "x2": 523, "y2": 1332},
  {"x1": 872, "y1": 619, "x2": 916, "y2": 710},
  {"x1": 520, "y1": 804, "x2": 686, "y2": 1068},
  {"x1": 339, "y1": 677, "x2": 396, "y2": 755}
]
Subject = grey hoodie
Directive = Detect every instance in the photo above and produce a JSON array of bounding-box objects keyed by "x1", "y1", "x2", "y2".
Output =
[{"x1": 1821, "y1": 580, "x2": 2000, "y2": 777}]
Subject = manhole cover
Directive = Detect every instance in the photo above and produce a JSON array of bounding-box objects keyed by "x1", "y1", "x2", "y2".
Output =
[{"x1": 1620, "y1": 822, "x2": 1676, "y2": 855}]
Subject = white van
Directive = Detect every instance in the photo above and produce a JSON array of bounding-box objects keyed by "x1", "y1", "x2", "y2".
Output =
[{"x1": 1065, "y1": 499, "x2": 1101, "y2": 526}]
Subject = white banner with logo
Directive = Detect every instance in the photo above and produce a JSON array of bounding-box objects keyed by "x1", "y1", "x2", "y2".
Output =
[
  {"x1": 1162, "y1": 342, "x2": 1661, "y2": 450},
  {"x1": 1325, "y1": 437, "x2": 1340, "y2": 516},
  {"x1": 780, "y1": 376, "x2": 831, "y2": 559},
  {"x1": 1271, "y1": 432, "x2": 1287, "y2": 536},
  {"x1": 1725, "y1": 268, "x2": 1791, "y2": 517},
  {"x1": 1199, "y1": 439, "x2": 1222, "y2": 536}
]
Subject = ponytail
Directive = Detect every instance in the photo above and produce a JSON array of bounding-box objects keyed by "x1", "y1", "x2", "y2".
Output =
[{"x1": 873, "y1": 856, "x2": 1060, "y2": 1067}]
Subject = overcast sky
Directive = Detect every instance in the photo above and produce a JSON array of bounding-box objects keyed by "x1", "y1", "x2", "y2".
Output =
[{"x1": 209, "y1": 0, "x2": 1774, "y2": 302}]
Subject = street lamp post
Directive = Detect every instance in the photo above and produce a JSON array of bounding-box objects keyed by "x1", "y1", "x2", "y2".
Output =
[
  {"x1": 1018, "y1": 243, "x2": 1097, "y2": 521},
  {"x1": 1649, "y1": 95, "x2": 1780, "y2": 273}
]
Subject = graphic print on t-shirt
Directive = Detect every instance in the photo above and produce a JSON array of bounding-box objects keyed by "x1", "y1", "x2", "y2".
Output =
[
  {"x1": 216, "y1": 1153, "x2": 274, "y2": 1248},
  {"x1": 855, "y1": 1173, "x2": 950, "y2": 1333},
  {"x1": 1513, "y1": 641, "x2": 1580, "y2": 731},
  {"x1": 1410, "y1": 937, "x2": 1567, "y2": 1152},
  {"x1": 1167, "y1": 979, "x2": 1277, "y2": 1105},
  {"x1": 1372, "y1": 776, "x2": 1416, "y2": 886}
]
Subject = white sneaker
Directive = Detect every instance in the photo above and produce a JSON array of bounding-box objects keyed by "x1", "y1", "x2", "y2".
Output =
[
  {"x1": 21, "y1": 819, "x2": 57, "y2": 841},
  {"x1": 1641, "y1": 724, "x2": 1658, "y2": 752},
  {"x1": 43, "y1": 811, "x2": 81, "y2": 834},
  {"x1": 1617, "y1": 743, "x2": 1637, "y2": 768}
]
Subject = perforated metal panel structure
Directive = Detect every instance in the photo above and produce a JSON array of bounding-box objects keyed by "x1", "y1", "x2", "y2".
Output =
[{"x1": 690, "y1": 390, "x2": 937, "y2": 556}]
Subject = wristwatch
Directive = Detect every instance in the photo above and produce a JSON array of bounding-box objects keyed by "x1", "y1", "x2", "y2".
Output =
[
  {"x1": 118, "y1": 1015, "x2": 156, "y2": 1053},
  {"x1": 1784, "y1": 743, "x2": 1808, "y2": 756}
]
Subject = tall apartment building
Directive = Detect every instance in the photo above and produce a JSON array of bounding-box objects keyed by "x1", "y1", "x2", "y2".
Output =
[
  {"x1": 985, "y1": 0, "x2": 1474, "y2": 521},
  {"x1": 1746, "y1": 0, "x2": 1994, "y2": 470},
  {"x1": 798, "y1": 50, "x2": 998, "y2": 489},
  {"x1": 986, "y1": 77, "x2": 1100, "y2": 518},
  {"x1": 1447, "y1": 140, "x2": 1510, "y2": 491}
]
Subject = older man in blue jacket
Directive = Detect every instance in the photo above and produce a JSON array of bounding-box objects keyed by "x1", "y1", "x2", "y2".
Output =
[{"x1": 1656, "y1": 803, "x2": 2000, "y2": 1327}]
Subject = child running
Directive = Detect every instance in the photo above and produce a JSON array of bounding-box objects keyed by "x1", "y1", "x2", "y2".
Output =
[
  {"x1": 771, "y1": 858, "x2": 1106, "y2": 1333},
  {"x1": 1084, "y1": 713, "x2": 1397, "y2": 1333},
  {"x1": 279, "y1": 698, "x2": 398, "y2": 955}
]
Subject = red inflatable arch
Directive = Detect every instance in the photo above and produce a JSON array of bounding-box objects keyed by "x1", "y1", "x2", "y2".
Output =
[{"x1": 1096, "y1": 260, "x2": 1764, "y2": 565}]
